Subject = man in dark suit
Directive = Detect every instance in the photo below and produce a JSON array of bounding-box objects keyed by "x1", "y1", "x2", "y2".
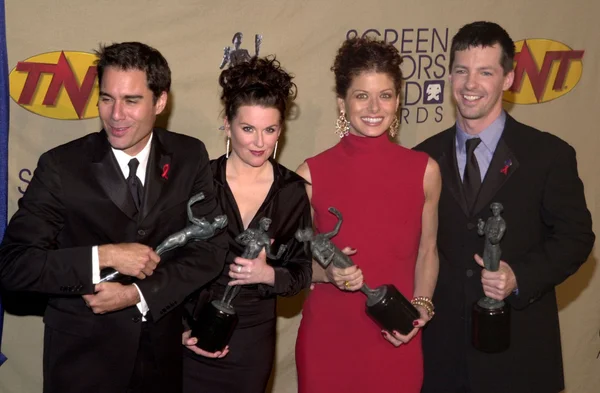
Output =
[
  {"x1": 415, "y1": 22, "x2": 594, "y2": 393},
  {"x1": 0, "y1": 42, "x2": 227, "y2": 393}
]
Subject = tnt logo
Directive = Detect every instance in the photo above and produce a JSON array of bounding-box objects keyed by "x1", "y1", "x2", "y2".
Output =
[
  {"x1": 9, "y1": 51, "x2": 99, "y2": 119},
  {"x1": 423, "y1": 80, "x2": 444, "y2": 104},
  {"x1": 503, "y1": 39, "x2": 584, "y2": 104}
]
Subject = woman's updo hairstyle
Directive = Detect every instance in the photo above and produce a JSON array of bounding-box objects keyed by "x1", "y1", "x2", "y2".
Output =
[
  {"x1": 219, "y1": 56, "x2": 297, "y2": 122},
  {"x1": 332, "y1": 37, "x2": 403, "y2": 98}
]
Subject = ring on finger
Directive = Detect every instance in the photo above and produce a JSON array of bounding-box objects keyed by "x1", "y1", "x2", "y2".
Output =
[
  {"x1": 344, "y1": 281, "x2": 351, "y2": 289},
  {"x1": 237, "y1": 265, "x2": 242, "y2": 273}
]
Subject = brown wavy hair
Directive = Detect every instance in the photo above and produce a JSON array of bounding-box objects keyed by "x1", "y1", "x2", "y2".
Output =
[
  {"x1": 332, "y1": 37, "x2": 403, "y2": 98},
  {"x1": 219, "y1": 56, "x2": 297, "y2": 122}
]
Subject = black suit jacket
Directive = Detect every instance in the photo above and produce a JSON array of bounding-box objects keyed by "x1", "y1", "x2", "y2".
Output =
[
  {"x1": 415, "y1": 115, "x2": 594, "y2": 393},
  {"x1": 0, "y1": 128, "x2": 227, "y2": 393}
]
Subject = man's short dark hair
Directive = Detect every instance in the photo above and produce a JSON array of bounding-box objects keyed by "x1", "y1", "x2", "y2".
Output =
[
  {"x1": 95, "y1": 42, "x2": 171, "y2": 102},
  {"x1": 450, "y1": 21, "x2": 516, "y2": 74}
]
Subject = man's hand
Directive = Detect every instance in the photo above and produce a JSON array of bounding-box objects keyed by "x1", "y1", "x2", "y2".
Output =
[
  {"x1": 98, "y1": 243, "x2": 160, "y2": 279},
  {"x1": 474, "y1": 254, "x2": 517, "y2": 300},
  {"x1": 82, "y1": 282, "x2": 140, "y2": 314}
]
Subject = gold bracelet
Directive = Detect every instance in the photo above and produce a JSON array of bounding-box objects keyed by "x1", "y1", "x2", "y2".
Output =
[
  {"x1": 412, "y1": 296, "x2": 434, "y2": 310},
  {"x1": 412, "y1": 301, "x2": 435, "y2": 319},
  {"x1": 412, "y1": 300, "x2": 434, "y2": 319},
  {"x1": 411, "y1": 296, "x2": 435, "y2": 319}
]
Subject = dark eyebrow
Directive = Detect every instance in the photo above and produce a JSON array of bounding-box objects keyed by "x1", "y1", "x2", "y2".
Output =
[
  {"x1": 239, "y1": 122, "x2": 279, "y2": 129},
  {"x1": 350, "y1": 89, "x2": 394, "y2": 94},
  {"x1": 98, "y1": 92, "x2": 144, "y2": 100},
  {"x1": 453, "y1": 65, "x2": 496, "y2": 72}
]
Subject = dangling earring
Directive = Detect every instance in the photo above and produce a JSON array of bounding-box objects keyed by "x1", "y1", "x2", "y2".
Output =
[
  {"x1": 335, "y1": 111, "x2": 350, "y2": 138},
  {"x1": 273, "y1": 140, "x2": 278, "y2": 160},
  {"x1": 226, "y1": 137, "x2": 230, "y2": 158},
  {"x1": 389, "y1": 116, "x2": 400, "y2": 138}
]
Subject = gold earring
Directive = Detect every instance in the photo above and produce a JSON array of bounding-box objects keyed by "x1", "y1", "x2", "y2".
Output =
[
  {"x1": 226, "y1": 137, "x2": 230, "y2": 158},
  {"x1": 335, "y1": 111, "x2": 350, "y2": 138},
  {"x1": 389, "y1": 116, "x2": 400, "y2": 138},
  {"x1": 273, "y1": 140, "x2": 278, "y2": 160}
]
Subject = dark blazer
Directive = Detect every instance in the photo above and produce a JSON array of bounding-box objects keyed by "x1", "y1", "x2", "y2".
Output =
[
  {"x1": 415, "y1": 115, "x2": 594, "y2": 393},
  {"x1": 0, "y1": 128, "x2": 227, "y2": 393}
]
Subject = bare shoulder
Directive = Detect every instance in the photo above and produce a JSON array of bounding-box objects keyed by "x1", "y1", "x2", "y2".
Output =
[
  {"x1": 425, "y1": 156, "x2": 440, "y2": 175},
  {"x1": 295, "y1": 161, "x2": 312, "y2": 183},
  {"x1": 423, "y1": 156, "x2": 441, "y2": 199},
  {"x1": 295, "y1": 161, "x2": 313, "y2": 202}
]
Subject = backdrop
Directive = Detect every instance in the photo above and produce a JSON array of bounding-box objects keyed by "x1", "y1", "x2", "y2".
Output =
[{"x1": 1, "y1": 0, "x2": 598, "y2": 392}]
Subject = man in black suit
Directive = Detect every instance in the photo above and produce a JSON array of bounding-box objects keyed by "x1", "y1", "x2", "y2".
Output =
[
  {"x1": 0, "y1": 42, "x2": 227, "y2": 393},
  {"x1": 415, "y1": 22, "x2": 594, "y2": 393}
]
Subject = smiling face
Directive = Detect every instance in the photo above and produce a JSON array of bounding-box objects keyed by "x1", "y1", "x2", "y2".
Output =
[
  {"x1": 98, "y1": 67, "x2": 167, "y2": 156},
  {"x1": 225, "y1": 105, "x2": 281, "y2": 167},
  {"x1": 449, "y1": 44, "x2": 514, "y2": 134},
  {"x1": 338, "y1": 71, "x2": 400, "y2": 138}
]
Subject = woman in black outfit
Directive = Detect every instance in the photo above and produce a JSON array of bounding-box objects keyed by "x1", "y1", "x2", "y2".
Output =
[{"x1": 182, "y1": 56, "x2": 312, "y2": 393}]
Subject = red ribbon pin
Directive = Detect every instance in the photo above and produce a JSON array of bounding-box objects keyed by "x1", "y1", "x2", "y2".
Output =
[
  {"x1": 500, "y1": 159, "x2": 512, "y2": 175},
  {"x1": 161, "y1": 164, "x2": 170, "y2": 180}
]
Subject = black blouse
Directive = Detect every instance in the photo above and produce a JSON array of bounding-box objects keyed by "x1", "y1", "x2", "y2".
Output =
[{"x1": 198, "y1": 155, "x2": 312, "y2": 327}]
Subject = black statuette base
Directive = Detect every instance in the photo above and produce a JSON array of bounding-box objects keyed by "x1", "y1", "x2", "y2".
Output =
[
  {"x1": 191, "y1": 300, "x2": 238, "y2": 353},
  {"x1": 472, "y1": 301, "x2": 510, "y2": 353},
  {"x1": 365, "y1": 284, "x2": 420, "y2": 335}
]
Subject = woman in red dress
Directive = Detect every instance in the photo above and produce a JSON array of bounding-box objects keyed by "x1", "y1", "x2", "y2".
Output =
[{"x1": 295, "y1": 37, "x2": 441, "y2": 393}]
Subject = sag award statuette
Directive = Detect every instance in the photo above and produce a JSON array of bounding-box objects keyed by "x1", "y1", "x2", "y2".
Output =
[
  {"x1": 99, "y1": 192, "x2": 228, "y2": 284},
  {"x1": 472, "y1": 202, "x2": 510, "y2": 353},
  {"x1": 295, "y1": 207, "x2": 420, "y2": 335},
  {"x1": 191, "y1": 217, "x2": 287, "y2": 353}
]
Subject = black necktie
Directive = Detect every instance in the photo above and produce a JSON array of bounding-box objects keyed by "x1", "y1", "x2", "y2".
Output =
[
  {"x1": 127, "y1": 158, "x2": 143, "y2": 210},
  {"x1": 463, "y1": 138, "x2": 482, "y2": 211}
]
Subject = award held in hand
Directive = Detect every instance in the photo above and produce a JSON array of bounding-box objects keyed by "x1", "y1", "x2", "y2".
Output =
[
  {"x1": 472, "y1": 202, "x2": 510, "y2": 353},
  {"x1": 99, "y1": 192, "x2": 228, "y2": 283},
  {"x1": 191, "y1": 217, "x2": 286, "y2": 353},
  {"x1": 295, "y1": 207, "x2": 420, "y2": 335}
]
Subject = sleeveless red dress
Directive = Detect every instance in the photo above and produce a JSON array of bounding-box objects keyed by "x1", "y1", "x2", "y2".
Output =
[{"x1": 296, "y1": 132, "x2": 429, "y2": 393}]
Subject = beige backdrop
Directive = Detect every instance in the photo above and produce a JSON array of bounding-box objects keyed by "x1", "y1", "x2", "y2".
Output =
[{"x1": 1, "y1": 0, "x2": 599, "y2": 392}]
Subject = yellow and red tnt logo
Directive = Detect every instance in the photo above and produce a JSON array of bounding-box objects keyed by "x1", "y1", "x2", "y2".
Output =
[
  {"x1": 503, "y1": 39, "x2": 584, "y2": 104},
  {"x1": 9, "y1": 51, "x2": 99, "y2": 119}
]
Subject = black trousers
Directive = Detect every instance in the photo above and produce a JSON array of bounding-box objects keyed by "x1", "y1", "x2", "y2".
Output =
[{"x1": 127, "y1": 322, "x2": 177, "y2": 393}]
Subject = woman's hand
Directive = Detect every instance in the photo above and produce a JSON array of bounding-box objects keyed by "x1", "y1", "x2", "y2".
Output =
[
  {"x1": 324, "y1": 247, "x2": 363, "y2": 291},
  {"x1": 228, "y1": 248, "x2": 275, "y2": 286},
  {"x1": 381, "y1": 305, "x2": 431, "y2": 347},
  {"x1": 182, "y1": 330, "x2": 229, "y2": 358}
]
